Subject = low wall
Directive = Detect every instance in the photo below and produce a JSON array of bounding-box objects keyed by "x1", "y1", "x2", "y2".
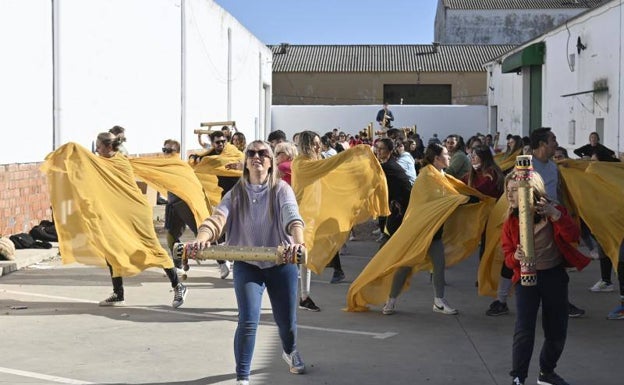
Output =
[{"x1": 271, "y1": 105, "x2": 489, "y2": 141}]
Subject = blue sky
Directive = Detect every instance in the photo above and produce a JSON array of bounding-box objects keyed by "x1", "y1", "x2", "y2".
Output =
[{"x1": 214, "y1": 0, "x2": 437, "y2": 45}]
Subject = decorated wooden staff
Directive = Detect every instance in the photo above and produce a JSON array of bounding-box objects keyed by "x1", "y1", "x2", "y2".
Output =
[
  {"x1": 172, "y1": 243, "x2": 306, "y2": 279},
  {"x1": 515, "y1": 155, "x2": 537, "y2": 286}
]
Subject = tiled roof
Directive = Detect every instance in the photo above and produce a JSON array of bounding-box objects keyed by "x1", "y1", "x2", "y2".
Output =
[
  {"x1": 270, "y1": 44, "x2": 517, "y2": 73},
  {"x1": 442, "y1": 0, "x2": 604, "y2": 10}
]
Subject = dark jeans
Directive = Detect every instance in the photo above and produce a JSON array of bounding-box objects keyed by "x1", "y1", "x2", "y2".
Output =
[
  {"x1": 233, "y1": 261, "x2": 298, "y2": 380},
  {"x1": 511, "y1": 265, "x2": 569, "y2": 380}
]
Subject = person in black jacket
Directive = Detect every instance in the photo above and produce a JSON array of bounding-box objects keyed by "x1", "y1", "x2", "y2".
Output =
[
  {"x1": 375, "y1": 138, "x2": 412, "y2": 243},
  {"x1": 573, "y1": 132, "x2": 617, "y2": 161}
]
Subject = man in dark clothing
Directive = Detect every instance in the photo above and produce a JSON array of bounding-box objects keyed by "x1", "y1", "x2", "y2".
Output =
[{"x1": 376, "y1": 103, "x2": 394, "y2": 129}]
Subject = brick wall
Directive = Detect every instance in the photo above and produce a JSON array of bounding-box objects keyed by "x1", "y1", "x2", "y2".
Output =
[{"x1": 0, "y1": 162, "x2": 52, "y2": 236}]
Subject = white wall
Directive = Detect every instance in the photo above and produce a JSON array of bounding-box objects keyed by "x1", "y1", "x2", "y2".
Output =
[
  {"x1": 0, "y1": 0, "x2": 271, "y2": 164},
  {"x1": 271, "y1": 105, "x2": 489, "y2": 143},
  {"x1": 487, "y1": 0, "x2": 623, "y2": 157},
  {"x1": 0, "y1": 0, "x2": 53, "y2": 165}
]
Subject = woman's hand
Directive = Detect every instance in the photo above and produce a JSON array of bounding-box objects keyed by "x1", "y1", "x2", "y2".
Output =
[
  {"x1": 186, "y1": 233, "x2": 212, "y2": 259},
  {"x1": 514, "y1": 244, "x2": 525, "y2": 261},
  {"x1": 536, "y1": 197, "x2": 561, "y2": 221},
  {"x1": 282, "y1": 243, "x2": 305, "y2": 264}
]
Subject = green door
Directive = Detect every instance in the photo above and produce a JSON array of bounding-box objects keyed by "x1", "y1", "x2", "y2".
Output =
[{"x1": 529, "y1": 65, "x2": 542, "y2": 132}]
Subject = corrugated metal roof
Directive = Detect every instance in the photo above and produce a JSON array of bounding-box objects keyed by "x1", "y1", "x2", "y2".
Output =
[
  {"x1": 270, "y1": 44, "x2": 517, "y2": 73},
  {"x1": 442, "y1": 0, "x2": 604, "y2": 10}
]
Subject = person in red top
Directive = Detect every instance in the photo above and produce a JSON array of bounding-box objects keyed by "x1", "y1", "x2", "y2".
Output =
[
  {"x1": 462, "y1": 145, "x2": 504, "y2": 199},
  {"x1": 502, "y1": 170, "x2": 589, "y2": 385},
  {"x1": 274, "y1": 142, "x2": 297, "y2": 186}
]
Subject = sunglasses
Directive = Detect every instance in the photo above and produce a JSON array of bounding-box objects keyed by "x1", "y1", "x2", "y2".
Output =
[
  {"x1": 246, "y1": 149, "x2": 271, "y2": 158},
  {"x1": 162, "y1": 147, "x2": 174, "y2": 154}
]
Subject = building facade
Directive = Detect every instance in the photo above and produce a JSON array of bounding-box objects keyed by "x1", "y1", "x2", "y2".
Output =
[
  {"x1": 485, "y1": 0, "x2": 623, "y2": 157},
  {"x1": 435, "y1": 0, "x2": 604, "y2": 44}
]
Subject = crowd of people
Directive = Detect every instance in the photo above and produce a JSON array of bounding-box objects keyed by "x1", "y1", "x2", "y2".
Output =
[{"x1": 42, "y1": 122, "x2": 623, "y2": 385}]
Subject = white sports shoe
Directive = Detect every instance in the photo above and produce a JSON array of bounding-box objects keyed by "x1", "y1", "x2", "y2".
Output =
[
  {"x1": 382, "y1": 298, "x2": 397, "y2": 315},
  {"x1": 219, "y1": 262, "x2": 231, "y2": 279},
  {"x1": 589, "y1": 279, "x2": 614, "y2": 292},
  {"x1": 433, "y1": 298, "x2": 458, "y2": 315}
]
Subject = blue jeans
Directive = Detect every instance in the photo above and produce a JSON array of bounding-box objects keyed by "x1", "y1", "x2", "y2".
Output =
[
  {"x1": 511, "y1": 265, "x2": 569, "y2": 381},
  {"x1": 233, "y1": 261, "x2": 299, "y2": 380}
]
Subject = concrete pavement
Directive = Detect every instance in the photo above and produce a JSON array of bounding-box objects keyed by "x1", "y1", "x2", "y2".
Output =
[{"x1": 0, "y1": 223, "x2": 623, "y2": 384}]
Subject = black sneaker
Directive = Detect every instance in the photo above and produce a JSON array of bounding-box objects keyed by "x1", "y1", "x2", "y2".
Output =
[
  {"x1": 172, "y1": 283, "x2": 188, "y2": 308},
  {"x1": 330, "y1": 269, "x2": 345, "y2": 284},
  {"x1": 99, "y1": 293, "x2": 125, "y2": 307},
  {"x1": 537, "y1": 371, "x2": 569, "y2": 385},
  {"x1": 512, "y1": 377, "x2": 524, "y2": 385},
  {"x1": 299, "y1": 296, "x2": 320, "y2": 312},
  {"x1": 568, "y1": 303, "x2": 585, "y2": 318},
  {"x1": 486, "y1": 300, "x2": 509, "y2": 316}
]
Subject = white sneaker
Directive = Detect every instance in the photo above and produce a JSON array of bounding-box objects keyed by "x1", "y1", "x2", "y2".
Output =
[
  {"x1": 175, "y1": 267, "x2": 186, "y2": 277},
  {"x1": 589, "y1": 249, "x2": 600, "y2": 260},
  {"x1": 589, "y1": 279, "x2": 614, "y2": 292},
  {"x1": 382, "y1": 298, "x2": 397, "y2": 315},
  {"x1": 219, "y1": 262, "x2": 231, "y2": 279},
  {"x1": 235, "y1": 380, "x2": 249, "y2": 385},
  {"x1": 371, "y1": 228, "x2": 381, "y2": 236},
  {"x1": 433, "y1": 298, "x2": 458, "y2": 315}
]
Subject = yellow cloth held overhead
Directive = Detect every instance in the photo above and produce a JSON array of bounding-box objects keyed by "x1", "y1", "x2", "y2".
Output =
[
  {"x1": 129, "y1": 155, "x2": 211, "y2": 225},
  {"x1": 41, "y1": 143, "x2": 173, "y2": 277},
  {"x1": 191, "y1": 143, "x2": 244, "y2": 207},
  {"x1": 559, "y1": 160, "x2": 624, "y2": 269},
  {"x1": 291, "y1": 145, "x2": 390, "y2": 274},
  {"x1": 346, "y1": 164, "x2": 495, "y2": 311}
]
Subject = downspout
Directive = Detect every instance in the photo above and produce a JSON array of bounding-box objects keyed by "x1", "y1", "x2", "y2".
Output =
[
  {"x1": 52, "y1": 0, "x2": 60, "y2": 149},
  {"x1": 227, "y1": 28, "x2": 232, "y2": 121},
  {"x1": 618, "y1": 0, "x2": 623, "y2": 156},
  {"x1": 259, "y1": 52, "x2": 262, "y2": 140},
  {"x1": 180, "y1": 0, "x2": 186, "y2": 156}
]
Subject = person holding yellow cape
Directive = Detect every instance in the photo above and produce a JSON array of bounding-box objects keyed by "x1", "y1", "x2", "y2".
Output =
[
  {"x1": 347, "y1": 143, "x2": 494, "y2": 315},
  {"x1": 42, "y1": 132, "x2": 188, "y2": 308}
]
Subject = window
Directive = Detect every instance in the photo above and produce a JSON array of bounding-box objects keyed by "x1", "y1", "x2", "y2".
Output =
[{"x1": 384, "y1": 84, "x2": 452, "y2": 105}]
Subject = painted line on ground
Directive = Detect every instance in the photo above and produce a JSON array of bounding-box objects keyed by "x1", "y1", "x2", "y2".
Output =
[
  {"x1": 2, "y1": 289, "x2": 397, "y2": 339},
  {"x1": 0, "y1": 366, "x2": 95, "y2": 384}
]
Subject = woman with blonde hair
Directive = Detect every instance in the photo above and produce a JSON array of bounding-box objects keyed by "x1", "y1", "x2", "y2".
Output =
[{"x1": 189, "y1": 140, "x2": 307, "y2": 383}]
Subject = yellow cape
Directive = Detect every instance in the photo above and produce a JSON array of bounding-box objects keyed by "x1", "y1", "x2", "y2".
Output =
[
  {"x1": 495, "y1": 149, "x2": 522, "y2": 172},
  {"x1": 559, "y1": 160, "x2": 624, "y2": 268},
  {"x1": 129, "y1": 155, "x2": 211, "y2": 225},
  {"x1": 40, "y1": 143, "x2": 173, "y2": 277},
  {"x1": 191, "y1": 143, "x2": 244, "y2": 207},
  {"x1": 291, "y1": 145, "x2": 390, "y2": 274},
  {"x1": 346, "y1": 164, "x2": 495, "y2": 311},
  {"x1": 477, "y1": 195, "x2": 509, "y2": 297}
]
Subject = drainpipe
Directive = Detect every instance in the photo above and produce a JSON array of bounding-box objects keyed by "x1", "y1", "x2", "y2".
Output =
[
  {"x1": 618, "y1": 0, "x2": 623, "y2": 156},
  {"x1": 180, "y1": 0, "x2": 186, "y2": 156},
  {"x1": 227, "y1": 28, "x2": 232, "y2": 121},
  {"x1": 52, "y1": 0, "x2": 60, "y2": 149}
]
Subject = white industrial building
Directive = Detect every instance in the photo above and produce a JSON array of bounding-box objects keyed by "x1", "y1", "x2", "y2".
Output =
[{"x1": 485, "y1": 0, "x2": 623, "y2": 156}]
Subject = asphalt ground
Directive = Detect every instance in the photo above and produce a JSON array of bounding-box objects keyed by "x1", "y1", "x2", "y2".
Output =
[{"x1": 1, "y1": 222, "x2": 623, "y2": 385}]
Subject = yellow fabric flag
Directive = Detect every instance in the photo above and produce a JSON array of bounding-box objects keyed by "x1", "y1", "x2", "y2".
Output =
[
  {"x1": 477, "y1": 195, "x2": 509, "y2": 297},
  {"x1": 191, "y1": 143, "x2": 244, "y2": 207},
  {"x1": 291, "y1": 145, "x2": 390, "y2": 274},
  {"x1": 346, "y1": 164, "x2": 495, "y2": 311},
  {"x1": 40, "y1": 143, "x2": 173, "y2": 277},
  {"x1": 129, "y1": 155, "x2": 211, "y2": 226},
  {"x1": 494, "y1": 149, "x2": 522, "y2": 172},
  {"x1": 559, "y1": 160, "x2": 624, "y2": 268}
]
